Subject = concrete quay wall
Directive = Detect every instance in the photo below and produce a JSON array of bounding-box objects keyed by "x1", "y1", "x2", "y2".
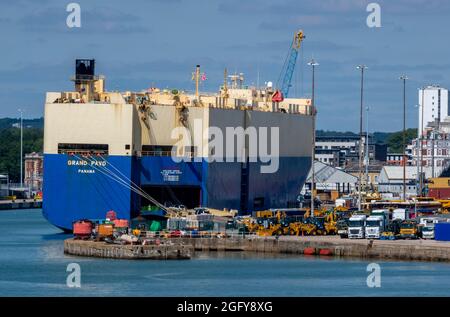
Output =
[
  {"x1": 64, "y1": 239, "x2": 192, "y2": 260},
  {"x1": 171, "y1": 235, "x2": 450, "y2": 262}
]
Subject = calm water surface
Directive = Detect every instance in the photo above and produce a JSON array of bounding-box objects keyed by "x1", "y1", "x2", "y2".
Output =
[{"x1": 1, "y1": 209, "x2": 450, "y2": 296}]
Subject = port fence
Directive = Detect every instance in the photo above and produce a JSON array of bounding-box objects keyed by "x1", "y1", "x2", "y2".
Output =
[{"x1": 134, "y1": 230, "x2": 258, "y2": 240}]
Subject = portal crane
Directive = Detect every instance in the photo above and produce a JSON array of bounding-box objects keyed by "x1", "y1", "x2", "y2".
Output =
[{"x1": 273, "y1": 30, "x2": 305, "y2": 102}]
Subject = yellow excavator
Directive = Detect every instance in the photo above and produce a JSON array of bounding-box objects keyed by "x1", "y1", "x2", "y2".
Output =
[{"x1": 438, "y1": 200, "x2": 450, "y2": 213}]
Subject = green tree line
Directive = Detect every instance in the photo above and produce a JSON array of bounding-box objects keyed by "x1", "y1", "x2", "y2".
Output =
[
  {"x1": 385, "y1": 128, "x2": 418, "y2": 153},
  {"x1": 0, "y1": 127, "x2": 43, "y2": 182}
]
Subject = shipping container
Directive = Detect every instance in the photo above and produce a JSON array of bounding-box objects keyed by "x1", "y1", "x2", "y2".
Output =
[
  {"x1": 429, "y1": 188, "x2": 450, "y2": 200},
  {"x1": 435, "y1": 223, "x2": 450, "y2": 241}
]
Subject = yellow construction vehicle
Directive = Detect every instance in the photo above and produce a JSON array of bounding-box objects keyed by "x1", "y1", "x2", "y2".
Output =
[
  {"x1": 334, "y1": 205, "x2": 349, "y2": 213},
  {"x1": 301, "y1": 223, "x2": 317, "y2": 235},
  {"x1": 323, "y1": 210, "x2": 337, "y2": 235},
  {"x1": 257, "y1": 224, "x2": 282, "y2": 237},
  {"x1": 254, "y1": 210, "x2": 273, "y2": 218},
  {"x1": 256, "y1": 217, "x2": 283, "y2": 236},
  {"x1": 324, "y1": 221, "x2": 337, "y2": 235},
  {"x1": 438, "y1": 200, "x2": 450, "y2": 213},
  {"x1": 399, "y1": 220, "x2": 419, "y2": 239},
  {"x1": 286, "y1": 221, "x2": 316, "y2": 236},
  {"x1": 303, "y1": 208, "x2": 324, "y2": 218},
  {"x1": 242, "y1": 217, "x2": 260, "y2": 233}
]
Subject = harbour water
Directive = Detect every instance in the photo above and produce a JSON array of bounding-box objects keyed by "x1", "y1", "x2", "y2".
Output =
[{"x1": 1, "y1": 209, "x2": 450, "y2": 296}]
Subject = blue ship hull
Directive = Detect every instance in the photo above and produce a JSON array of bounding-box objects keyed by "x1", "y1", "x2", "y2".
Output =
[{"x1": 43, "y1": 154, "x2": 311, "y2": 231}]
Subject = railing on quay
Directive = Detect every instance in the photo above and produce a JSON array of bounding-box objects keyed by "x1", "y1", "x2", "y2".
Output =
[{"x1": 133, "y1": 230, "x2": 257, "y2": 240}]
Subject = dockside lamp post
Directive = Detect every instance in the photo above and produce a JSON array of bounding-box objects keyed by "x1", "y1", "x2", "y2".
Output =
[
  {"x1": 365, "y1": 106, "x2": 370, "y2": 190},
  {"x1": 399, "y1": 75, "x2": 408, "y2": 201},
  {"x1": 18, "y1": 108, "x2": 24, "y2": 189},
  {"x1": 419, "y1": 87, "x2": 425, "y2": 196},
  {"x1": 414, "y1": 104, "x2": 420, "y2": 195},
  {"x1": 308, "y1": 58, "x2": 319, "y2": 218},
  {"x1": 356, "y1": 65, "x2": 367, "y2": 211}
]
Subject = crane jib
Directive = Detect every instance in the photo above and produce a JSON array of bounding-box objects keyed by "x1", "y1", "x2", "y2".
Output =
[{"x1": 276, "y1": 30, "x2": 305, "y2": 98}]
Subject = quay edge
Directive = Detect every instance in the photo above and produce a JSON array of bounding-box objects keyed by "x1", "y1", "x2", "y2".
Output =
[
  {"x1": 64, "y1": 239, "x2": 192, "y2": 260},
  {"x1": 168, "y1": 236, "x2": 450, "y2": 262}
]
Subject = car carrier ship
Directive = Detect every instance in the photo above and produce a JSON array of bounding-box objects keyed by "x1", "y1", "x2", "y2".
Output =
[{"x1": 43, "y1": 58, "x2": 314, "y2": 231}]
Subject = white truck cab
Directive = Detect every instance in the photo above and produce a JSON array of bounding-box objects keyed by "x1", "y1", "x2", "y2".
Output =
[
  {"x1": 348, "y1": 214, "x2": 367, "y2": 239},
  {"x1": 420, "y1": 217, "x2": 439, "y2": 239},
  {"x1": 365, "y1": 215, "x2": 385, "y2": 239},
  {"x1": 421, "y1": 226, "x2": 435, "y2": 239}
]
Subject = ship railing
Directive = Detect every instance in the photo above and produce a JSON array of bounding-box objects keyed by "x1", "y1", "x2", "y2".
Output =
[
  {"x1": 70, "y1": 75, "x2": 105, "y2": 81},
  {"x1": 140, "y1": 150, "x2": 195, "y2": 157},
  {"x1": 58, "y1": 150, "x2": 108, "y2": 156}
]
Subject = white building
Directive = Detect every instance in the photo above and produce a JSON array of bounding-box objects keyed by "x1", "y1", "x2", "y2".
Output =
[
  {"x1": 418, "y1": 85, "x2": 449, "y2": 136},
  {"x1": 411, "y1": 130, "x2": 450, "y2": 178},
  {"x1": 304, "y1": 161, "x2": 358, "y2": 194},
  {"x1": 378, "y1": 166, "x2": 433, "y2": 199},
  {"x1": 24, "y1": 152, "x2": 43, "y2": 192}
]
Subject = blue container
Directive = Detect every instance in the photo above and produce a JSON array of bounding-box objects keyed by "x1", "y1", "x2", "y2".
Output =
[{"x1": 435, "y1": 223, "x2": 450, "y2": 241}]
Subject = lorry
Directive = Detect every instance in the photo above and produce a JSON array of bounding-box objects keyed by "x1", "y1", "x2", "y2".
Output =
[
  {"x1": 364, "y1": 215, "x2": 386, "y2": 239},
  {"x1": 399, "y1": 220, "x2": 418, "y2": 239},
  {"x1": 337, "y1": 218, "x2": 349, "y2": 238},
  {"x1": 420, "y1": 225, "x2": 435, "y2": 239},
  {"x1": 381, "y1": 219, "x2": 401, "y2": 240},
  {"x1": 348, "y1": 214, "x2": 367, "y2": 239},
  {"x1": 418, "y1": 217, "x2": 440, "y2": 239}
]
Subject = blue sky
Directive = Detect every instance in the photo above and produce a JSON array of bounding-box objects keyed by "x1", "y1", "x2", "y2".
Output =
[{"x1": 1, "y1": 0, "x2": 450, "y2": 132}]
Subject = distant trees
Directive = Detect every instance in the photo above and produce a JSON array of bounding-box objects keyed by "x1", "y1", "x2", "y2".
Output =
[
  {"x1": 316, "y1": 128, "x2": 418, "y2": 154},
  {"x1": 385, "y1": 128, "x2": 418, "y2": 153},
  {"x1": 0, "y1": 118, "x2": 43, "y2": 182}
]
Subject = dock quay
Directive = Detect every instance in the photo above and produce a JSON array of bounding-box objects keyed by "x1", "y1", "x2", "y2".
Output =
[
  {"x1": 168, "y1": 235, "x2": 450, "y2": 262},
  {"x1": 64, "y1": 238, "x2": 192, "y2": 260},
  {"x1": 65, "y1": 235, "x2": 450, "y2": 262},
  {"x1": 0, "y1": 199, "x2": 42, "y2": 210}
]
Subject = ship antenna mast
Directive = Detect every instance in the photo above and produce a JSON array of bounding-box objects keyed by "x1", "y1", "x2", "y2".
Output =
[
  {"x1": 195, "y1": 64, "x2": 200, "y2": 98},
  {"x1": 223, "y1": 67, "x2": 228, "y2": 96}
]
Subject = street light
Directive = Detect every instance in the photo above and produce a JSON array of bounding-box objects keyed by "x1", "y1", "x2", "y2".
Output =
[
  {"x1": 356, "y1": 65, "x2": 367, "y2": 210},
  {"x1": 419, "y1": 87, "x2": 425, "y2": 196},
  {"x1": 18, "y1": 108, "x2": 24, "y2": 189},
  {"x1": 365, "y1": 106, "x2": 370, "y2": 190},
  {"x1": 414, "y1": 104, "x2": 420, "y2": 195},
  {"x1": 399, "y1": 75, "x2": 408, "y2": 201},
  {"x1": 308, "y1": 58, "x2": 319, "y2": 218}
]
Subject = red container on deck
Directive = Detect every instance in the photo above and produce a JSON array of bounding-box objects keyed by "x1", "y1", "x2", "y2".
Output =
[
  {"x1": 106, "y1": 210, "x2": 117, "y2": 220},
  {"x1": 73, "y1": 220, "x2": 93, "y2": 237},
  {"x1": 113, "y1": 219, "x2": 129, "y2": 228}
]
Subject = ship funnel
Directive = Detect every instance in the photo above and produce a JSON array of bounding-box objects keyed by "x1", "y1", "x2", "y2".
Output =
[
  {"x1": 76, "y1": 59, "x2": 95, "y2": 80},
  {"x1": 72, "y1": 59, "x2": 104, "y2": 101}
]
